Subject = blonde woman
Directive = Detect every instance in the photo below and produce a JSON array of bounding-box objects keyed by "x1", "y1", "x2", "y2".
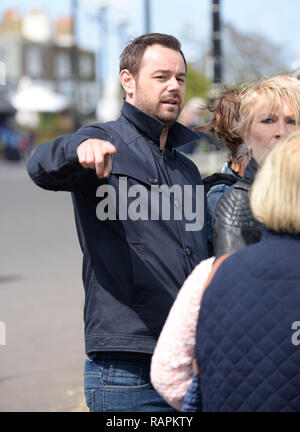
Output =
[
  {"x1": 194, "y1": 131, "x2": 300, "y2": 411},
  {"x1": 213, "y1": 75, "x2": 300, "y2": 254}
]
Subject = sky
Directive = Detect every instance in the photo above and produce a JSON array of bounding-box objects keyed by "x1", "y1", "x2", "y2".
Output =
[{"x1": 0, "y1": 0, "x2": 300, "y2": 81}]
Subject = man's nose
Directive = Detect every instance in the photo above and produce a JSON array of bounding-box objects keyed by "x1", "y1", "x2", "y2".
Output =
[{"x1": 167, "y1": 76, "x2": 180, "y2": 91}]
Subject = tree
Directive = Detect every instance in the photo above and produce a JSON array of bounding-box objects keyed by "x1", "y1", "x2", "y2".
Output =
[
  {"x1": 185, "y1": 64, "x2": 211, "y2": 102},
  {"x1": 223, "y1": 22, "x2": 292, "y2": 84}
]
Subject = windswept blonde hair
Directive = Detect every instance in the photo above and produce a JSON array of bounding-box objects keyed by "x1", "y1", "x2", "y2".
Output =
[
  {"x1": 238, "y1": 75, "x2": 300, "y2": 139},
  {"x1": 250, "y1": 131, "x2": 300, "y2": 233}
]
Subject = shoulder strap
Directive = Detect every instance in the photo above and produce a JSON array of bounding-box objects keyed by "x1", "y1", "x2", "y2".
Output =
[{"x1": 203, "y1": 253, "x2": 231, "y2": 292}]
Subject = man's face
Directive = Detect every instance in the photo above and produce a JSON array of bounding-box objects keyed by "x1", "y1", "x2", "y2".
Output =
[{"x1": 129, "y1": 44, "x2": 186, "y2": 126}]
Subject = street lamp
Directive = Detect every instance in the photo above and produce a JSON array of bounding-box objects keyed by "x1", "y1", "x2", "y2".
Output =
[
  {"x1": 71, "y1": 0, "x2": 81, "y2": 130},
  {"x1": 209, "y1": 0, "x2": 223, "y2": 105},
  {"x1": 117, "y1": 12, "x2": 128, "y2": 54},
  {"x1": 212, "y1": 0, "x2": 222, "y2": 84},
  {"x1": 95, "y1": 0, "x2": 108, "y2": 92},
  {"x1": 144, "y1": 0, "x2": 151, "y2": 34}
]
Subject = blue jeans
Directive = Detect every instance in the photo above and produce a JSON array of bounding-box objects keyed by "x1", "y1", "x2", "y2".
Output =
[{"x1": 84, "y1": 352, "x2": 177, "y2": 412}]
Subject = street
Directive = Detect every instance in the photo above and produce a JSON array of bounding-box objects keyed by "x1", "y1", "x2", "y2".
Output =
[{"x1": 0, "y1": 161, "x2": 86, "y2": 412}]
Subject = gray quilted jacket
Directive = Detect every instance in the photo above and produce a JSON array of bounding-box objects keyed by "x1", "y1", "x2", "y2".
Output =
[{"x1": 213, "y1": 158, "x2": 265, "y2": 255}]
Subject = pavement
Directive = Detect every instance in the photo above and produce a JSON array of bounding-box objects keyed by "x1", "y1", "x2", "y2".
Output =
[{"x1": 0, "y1": 161, "x2": 87, "y2": 412}]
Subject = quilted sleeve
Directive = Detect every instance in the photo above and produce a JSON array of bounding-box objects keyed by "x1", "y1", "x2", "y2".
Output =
[
  {"x1": 213, "y1": 185, "x2": 250, "y2": 254},
  {"x1": 150, "y1": 257, "x2": 215, "y2": 411},
  {"x1": 213, "y1": 183, "x2": 265, "y2": 255}
]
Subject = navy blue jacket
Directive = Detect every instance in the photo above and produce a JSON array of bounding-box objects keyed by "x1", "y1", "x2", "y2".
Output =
[
  {"x1": 195, "y1": 229, "x2": 300, "y2": 411},
  {"x1": 27, "y1": 102, "x2": 208, "y2": 355}
]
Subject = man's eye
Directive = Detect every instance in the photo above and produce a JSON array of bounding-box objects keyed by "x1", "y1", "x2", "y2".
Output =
[{"x1": 177, "y1": 78, "x2": 185, "y2": 83}]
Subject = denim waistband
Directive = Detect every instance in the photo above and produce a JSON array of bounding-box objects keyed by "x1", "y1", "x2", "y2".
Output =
[{"x1": 89, "y1": 351, "x2": 152, "y2": 362}]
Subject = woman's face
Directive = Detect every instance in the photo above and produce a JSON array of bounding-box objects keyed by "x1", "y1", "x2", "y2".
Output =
[{"x1": 245, "y1": 98, "x2": 300, "y2": 165}]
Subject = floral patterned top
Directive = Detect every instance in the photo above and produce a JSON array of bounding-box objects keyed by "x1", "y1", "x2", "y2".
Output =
[{"x1": 150, "y1": 257, "x2": 215, "y2": 411}]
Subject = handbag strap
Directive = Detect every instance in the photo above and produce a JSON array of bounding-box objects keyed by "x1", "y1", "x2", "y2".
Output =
[{"x1": 203, "y1": 253, "x2": 231, "y2": 293}]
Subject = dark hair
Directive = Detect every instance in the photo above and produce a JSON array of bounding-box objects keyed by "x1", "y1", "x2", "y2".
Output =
[
  {"x1": 196, "y1": 88, "x2": 243, "y2": 163},
  {"x1": 119, "y1": 33, "x2": 187, "y2": 77}
]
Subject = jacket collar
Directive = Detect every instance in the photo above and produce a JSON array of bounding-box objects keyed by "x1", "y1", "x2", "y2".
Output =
[
  {"x1": 120, "y1": 101, "x2": 200, "y2": 149},
  {"x1": 244, "y1": 157, "x2": 260, "y2": 183},
  {"x1": 262, "y1": 228, "x2": 300, "y2": 242},
  {"x1": 110, "y1": 102, "x2": 200, "y2": 185}
]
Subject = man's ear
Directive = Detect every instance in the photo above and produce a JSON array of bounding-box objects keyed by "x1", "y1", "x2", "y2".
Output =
[{"x1": 120, "y1": 69, "x2": 136, "y2": 101}]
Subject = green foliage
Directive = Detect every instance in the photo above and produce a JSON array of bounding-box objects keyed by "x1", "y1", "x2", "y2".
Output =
[
  {"x1": 37, "y1": 113, "x2": 74, "y2": 144},
  {"x1": 185, "y1": 64, "x2": 211, "y2": 102}
]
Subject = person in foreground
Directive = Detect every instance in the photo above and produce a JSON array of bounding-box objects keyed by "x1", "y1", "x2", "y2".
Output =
[
  {"x1": 26, "y1": 33, "x2": 209, "y2": 412},
  {"x1": 213, "y1": 75, "x2": 300, "y2": 255},
  {"x1": 194, "y1": 131, "x2": 300, "y2": 411}
]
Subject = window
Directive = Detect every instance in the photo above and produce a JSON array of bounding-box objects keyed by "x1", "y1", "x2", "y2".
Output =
[
  {"x1": 26, "y1": 46, "x2": 42, "y2": 77},
  {"x1": 55, "y1": 51, "x2": 71, "y2": 79},
  {"x1": 79, "y1": 54, "x2": 93, "y2": 79}
]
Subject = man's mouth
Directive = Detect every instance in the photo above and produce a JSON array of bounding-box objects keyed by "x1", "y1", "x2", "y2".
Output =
[{"x1": 162, "y1": 99, "x2": 178, "y2": 105}]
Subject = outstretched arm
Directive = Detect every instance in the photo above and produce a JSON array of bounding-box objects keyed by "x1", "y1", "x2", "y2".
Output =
[{"x1": 27, "y1": 125, "x2": 116, "y2": 192}]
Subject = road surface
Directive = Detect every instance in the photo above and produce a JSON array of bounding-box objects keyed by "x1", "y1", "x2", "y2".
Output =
[{"x1": 0, "y1": 161, "x2": 86, "y2": 412}]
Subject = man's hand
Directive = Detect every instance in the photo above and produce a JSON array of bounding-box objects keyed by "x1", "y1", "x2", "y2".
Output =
[{"x1": 77, "y1": 139, "x2": 117, "y2": 178}]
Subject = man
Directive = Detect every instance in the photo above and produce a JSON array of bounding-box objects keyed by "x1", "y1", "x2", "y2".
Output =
[{"x1": 27, "y1": 33, "x2": 208, "y2": 412}]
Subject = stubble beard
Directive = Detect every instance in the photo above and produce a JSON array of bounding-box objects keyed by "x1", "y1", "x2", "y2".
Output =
[
  {"x1": 158, "y1": 104, "x2": 182, "y2": 126},
  {"x1": 135, "y1": 94, "x2": 182, "y2": 127}
]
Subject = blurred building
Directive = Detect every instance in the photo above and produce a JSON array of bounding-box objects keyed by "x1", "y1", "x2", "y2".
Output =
[{"x1": 0, "y1": 8, "x2": 100, "y2": 116}]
